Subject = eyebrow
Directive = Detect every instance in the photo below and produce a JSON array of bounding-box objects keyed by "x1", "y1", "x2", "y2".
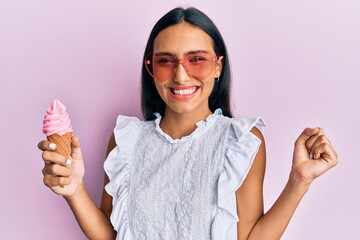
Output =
[{"x1": 154, "y1": 50, "x2": 210, "y2": 57}]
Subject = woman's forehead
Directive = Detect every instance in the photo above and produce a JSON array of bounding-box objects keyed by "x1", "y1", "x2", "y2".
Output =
[{"x1": 153, "y1": 22, "x2": 214, "y2": 54}]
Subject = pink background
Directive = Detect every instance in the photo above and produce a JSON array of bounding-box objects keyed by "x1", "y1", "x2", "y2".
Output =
[{"x1": 1, "y1": 1, "x2": 359, "y2": 239}]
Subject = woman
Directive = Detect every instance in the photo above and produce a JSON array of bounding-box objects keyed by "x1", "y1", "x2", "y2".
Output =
[{"x1": 38, "y1": 7, "x2": 338, "y2": 240}]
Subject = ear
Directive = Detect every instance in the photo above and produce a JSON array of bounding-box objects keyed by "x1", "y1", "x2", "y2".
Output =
[{"x1": 215, "y1": 55, "x2": 224, "y2": 78}]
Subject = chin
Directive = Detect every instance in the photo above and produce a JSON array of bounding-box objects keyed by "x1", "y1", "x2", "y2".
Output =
[{"x1": 166, "y1": 102, "x2": 210, "y2": 116}]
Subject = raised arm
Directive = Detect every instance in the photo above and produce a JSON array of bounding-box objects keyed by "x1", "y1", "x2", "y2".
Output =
[
  {"x1": 39, "y1": 135, "x2": 116, "y2": 240},
  {"x1": 236, "y1": 127, "x2": 338, "y2": 240}
]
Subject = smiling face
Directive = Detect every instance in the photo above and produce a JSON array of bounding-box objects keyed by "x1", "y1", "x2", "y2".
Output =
[{"x1": 152, "y1": 21, "x2": 223, "y2": 118}]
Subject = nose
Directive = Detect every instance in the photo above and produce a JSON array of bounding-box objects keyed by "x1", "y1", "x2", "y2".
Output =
[{"x1": 173, "y1": 62, "x2": 190, "y2": 84}]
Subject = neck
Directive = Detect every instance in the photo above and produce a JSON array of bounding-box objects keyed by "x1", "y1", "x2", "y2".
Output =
[{"x1": 159, "y1": 107, "x2": 213, "y2": 139}]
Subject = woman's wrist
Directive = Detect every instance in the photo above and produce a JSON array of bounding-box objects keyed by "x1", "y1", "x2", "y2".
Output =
[
  {"x1": 287, "y1": 169, "x2": 311, "y2": 194},
  {"x1": 63, "y1": 182, "x2": 86, "y2": 202}
]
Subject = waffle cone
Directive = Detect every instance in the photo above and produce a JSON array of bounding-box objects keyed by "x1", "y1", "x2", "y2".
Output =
[{"x1": 47, "y1": 132, "x2": 72, "y2": 157}]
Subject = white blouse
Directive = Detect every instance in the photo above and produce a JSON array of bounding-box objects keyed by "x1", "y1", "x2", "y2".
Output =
[{"x1": 104, "y1": 109, "x2": 265, "y2": 240}]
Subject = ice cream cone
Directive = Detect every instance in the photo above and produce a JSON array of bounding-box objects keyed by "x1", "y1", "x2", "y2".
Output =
[
  {"x1": 47, "y1": 132, "x2": 72, "y2": 157},
  {"x1": 43, "y1": 99, "x2": 73, "y2": 157}
]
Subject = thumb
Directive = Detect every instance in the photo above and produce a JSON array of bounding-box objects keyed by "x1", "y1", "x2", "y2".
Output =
[
  {"x1": 295, "y1": 128, "x2": 319, "y2": 146},
  {"x1": 70, "y1": 136, "x2": 83, "y2": 160}
]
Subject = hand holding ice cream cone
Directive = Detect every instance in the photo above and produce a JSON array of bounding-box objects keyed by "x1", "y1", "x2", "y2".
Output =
[{"x1": 39, "y1": 99, "x2": 85, "y2": 197}]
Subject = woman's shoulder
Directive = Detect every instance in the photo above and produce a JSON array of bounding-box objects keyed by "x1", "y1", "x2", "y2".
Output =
[
  {"x1": 114, "y1": 114, "x2": 157, "y2": 128},
  {"x1": 112, "y1": 114, "x2": 159, "y2": 147},
  {"x1": 111, "y1": 115, "x2": 142, "y2": 148},
  {"x1": 114, "y1": 114, "x2": 142, "y2": 127},
  {"x1": 113, "y1": 114, "x2": 154, "y2": 132},
  {"x1": 216, "y1": 113, "x2": 265, "y2": 138}
]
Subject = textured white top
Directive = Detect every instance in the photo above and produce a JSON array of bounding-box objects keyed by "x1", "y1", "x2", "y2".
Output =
[{"x1": 104, "y1": 109, "x2": 265, "y2": 240}]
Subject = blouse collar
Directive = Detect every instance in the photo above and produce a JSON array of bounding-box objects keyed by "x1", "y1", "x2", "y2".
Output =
[{"x1": 153, "y1": 108, "x2": 223, "y2": 143}]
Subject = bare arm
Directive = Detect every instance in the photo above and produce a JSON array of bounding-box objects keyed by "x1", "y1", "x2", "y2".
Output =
[
  {"x1": 100, "y1": 134, "x2": 116, "y2": 220},
  {"x1": 39, "y1": 135, "x2": 117, "y2": 240},
  {"x1": 236, "y1": 127, "x2": 338, "y2": 240},
  {"x1": 236, "y1": 127, "x2": 266, "y2": 239},
  {"x1": 64, "y1": 183, "x2": 115, "y2": 240}
]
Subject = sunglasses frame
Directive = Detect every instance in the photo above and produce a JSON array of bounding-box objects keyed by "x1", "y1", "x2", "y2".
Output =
[{"x1": 145, "y1": 51, "x2": 219, "y2": 82}]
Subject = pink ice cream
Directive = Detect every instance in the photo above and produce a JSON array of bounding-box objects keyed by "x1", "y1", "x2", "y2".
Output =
[{"x1": 42, "y1": 99, "x2": 73, "y2": 136}]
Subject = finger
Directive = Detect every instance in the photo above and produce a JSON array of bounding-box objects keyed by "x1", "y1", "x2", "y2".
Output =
[
  {"x1": 295, "y1": 128, "x2": 320, "y2": 147},
  {"x1": 308, "y1": 134, "x2": 330, "y2": 156},
  {"x1": 312, "y1": 143, "x2": 339, "y2": 167},
  {"x1": 42, "y1": 164, "x2": 71, "y2": 177},
  {"x1": 38, "y1": 140, "x2": 57, "y2": 151},
  {"x1": 70, "y1": 136, "x2": 83, "y2": 160},
  {"x1": 311, "y1": 135, "x2": 336, "y2": 158},
  {"x1": 42, "y1": 150, "x2": 71, "y2": 166},
  {"x1": 43, "y1": 175, "x2": 72, "y2": 188},
  {"x1": 305, "y1": 128, "x2": 325, "y2": 150}
]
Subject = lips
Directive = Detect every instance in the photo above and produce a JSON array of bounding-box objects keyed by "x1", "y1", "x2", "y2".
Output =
[{"x1": 170, "y1": 86, "x2": 199, "y2": 96}]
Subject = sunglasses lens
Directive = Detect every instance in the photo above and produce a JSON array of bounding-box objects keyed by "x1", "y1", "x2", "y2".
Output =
[
  {"x1": 184, "y1": 53, "x2": 217, "y2": 81},
  {"x1": 145, "y1": 53, "x2": 176, "y2": 82}
]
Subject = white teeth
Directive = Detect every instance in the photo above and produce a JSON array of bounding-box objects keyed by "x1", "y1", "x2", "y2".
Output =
[{"x1": 172, "y1": 87, "x2": 197, "y2": 96}]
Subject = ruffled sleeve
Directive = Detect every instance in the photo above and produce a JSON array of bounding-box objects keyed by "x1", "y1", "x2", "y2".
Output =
[
  {"x1": 211, "y1": 116, "x2": 266, "y2": 240},
  {"x1": 104, "y1": 115, "x2": 141, "y2": 240}
]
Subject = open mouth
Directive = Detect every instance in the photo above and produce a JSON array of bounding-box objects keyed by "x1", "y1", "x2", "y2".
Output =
[{"x1": 170, "y1": 86, "x2": 199, "y2": 96}]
